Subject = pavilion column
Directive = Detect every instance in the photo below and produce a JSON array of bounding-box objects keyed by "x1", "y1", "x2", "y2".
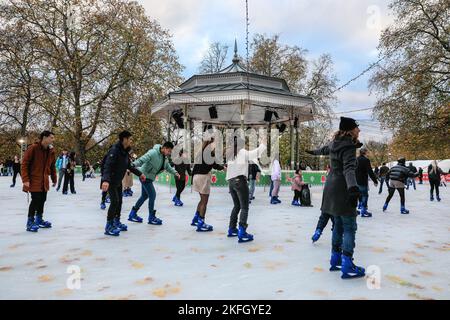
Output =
[
  {"x1": 167, "y1": 111, "x2": 171, "y2": 142},
  {"x1": 295, "y1": 123, "x2": 299, "y2": 168},
  {"x1": 183, "y1": 104, "x2": 190, "y2": 153},
  {"x1": 240, "y1": 101, "x2": 245, "y2": 130},
  {"x1": 290, "y1": 119, "x2": 295, "y2": 170}
]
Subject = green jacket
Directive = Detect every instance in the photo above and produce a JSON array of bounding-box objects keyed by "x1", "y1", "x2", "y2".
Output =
[{"x1": 133, "y1": 144, "x2": 177, "y2": 181}]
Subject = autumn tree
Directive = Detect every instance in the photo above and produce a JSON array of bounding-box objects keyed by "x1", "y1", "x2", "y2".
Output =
[{"x1": 369, "y1": 0, "x2": 450, "y2": 159}]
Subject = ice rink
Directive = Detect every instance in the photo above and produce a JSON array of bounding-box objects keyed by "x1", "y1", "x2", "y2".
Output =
[{"x1": 0, "y1": 175, "x2": 448, "y2": 300}]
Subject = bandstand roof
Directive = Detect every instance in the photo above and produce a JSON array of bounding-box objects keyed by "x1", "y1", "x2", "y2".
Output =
[{"x1": 152, "y1": 41, "x2": 314, "y2": 127}]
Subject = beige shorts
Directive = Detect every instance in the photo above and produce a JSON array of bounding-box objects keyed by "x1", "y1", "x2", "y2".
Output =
[
  {"x1": 389, "y1": 180, "x2": 405, "y2": 189},
  {"x1": 192, "y1": 173, "x2": 212, "y2": 195}
]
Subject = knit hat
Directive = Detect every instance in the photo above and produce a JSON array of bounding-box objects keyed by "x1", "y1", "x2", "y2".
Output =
[
  {"x1": 398, "y1": 158, "x2": 406, "y2": 165},
  {"x1": 339, "y1": 117, "x2": 359, "y2": 131}
]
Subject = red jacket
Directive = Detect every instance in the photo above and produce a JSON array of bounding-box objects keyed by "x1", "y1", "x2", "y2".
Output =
[{"x1": 21, "y1": 142, "x2": 57, "y2": 193}]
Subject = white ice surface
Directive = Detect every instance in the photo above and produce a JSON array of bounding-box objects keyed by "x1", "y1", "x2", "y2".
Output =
[{"x1": 0, "y1": 176, "x2": 448, "y2": 300}]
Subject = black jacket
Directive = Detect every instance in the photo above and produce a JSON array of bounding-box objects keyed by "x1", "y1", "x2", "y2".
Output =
[
  {"x1": 428, "y1": 165, "x2": 444, "y2": 182},
  {"x1": 313, "y1": 136, "x2": 359, "y2": 217},
  {"x1": 408, "y1": 165, "x2": 418, "y2": 174},
  {"x1": 387, "y1": 163, "x2": 418, "y2": 184},
  {"x1": 102, "y1": 142, "x2": 142, "y2": 186},
  {"x1": 192, "y1": 161, "x2": 224, "y2": 176},
  {"x1": 356, "y1": 155, "x2": 378, "y2": 186},
  {"x1": 379, "y1": 165, "x2": 389, "y2": 178},
  {"x1": 248, "y1": 163, "x2": 261, "y2": 180}
]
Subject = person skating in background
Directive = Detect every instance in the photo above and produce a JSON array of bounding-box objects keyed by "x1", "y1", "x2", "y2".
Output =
[
  {"x1": 418, "y1": 167, "x2": 424, "y2": 184},
  {"x1": 5, "y1": 157, "x2": 13, "y2": 176},
  {"x1": 383, "y1": 158, "x2": 419, "y2": 214},
  {"x1": 374, "y1": 166, "x2": 379, "y2": 178},
  {"x1": 248, "y1": 161, "x2": 261, "y2": 203},
  {"x1": 128, "y1": 142, "x2": 179, "y2": 225},
  {"x1": 225, "y1": 136, "x2": 266, "y2": 243},
  {"x1": 428, "y1": 160, "x2": 444, "y2": 202},
  {"x1": 62, "y1": 152, "x2": 77, "y2": 195},
  {"x1": 270, "y1": 156, "x2": 282, "y2": 205},
  {"x1": 355, "y1": 148, "x2": 378, "y2": 218},
  {"x1": 191, "y1": 138, "x2": 225, "y2": 232},
  {"x1": 55, "y1": 150, "x2": 69, "y2": 192},
  {"x1": 21, "y1": 131, "x2": 57, "y2": 233},
  {"x1": 172, "y1": 150, "x2": 192, "y2": 207},
  {"x1": 10, "y1": 155, "x2": 21, "y2": 188},
  {"x1": 308, "y1": 117, "x2": 365, "y2": 279},
  {"x1": 122, "y1": 169, "x2": 134, "y2": 197},
  {"x1": 82, "y1": 160, "x2": 91, "y2": 182},
  {"x1": 291, "y1": 169, "x2": 305, "y2": 207},
  {"x1": 378, "y1": 163, "x2": 390, "y2": 194},
  {"x1": 406, "y1": 162, "x2": 418, "y2": 190},
  {"x1": 101, "y1": 131, "x2": 145, "y2": 236}
]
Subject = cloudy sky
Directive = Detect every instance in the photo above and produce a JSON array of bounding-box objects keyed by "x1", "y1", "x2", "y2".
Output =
[{"x1": 137, "y1": 0, "x2": 395, "y2": 142}]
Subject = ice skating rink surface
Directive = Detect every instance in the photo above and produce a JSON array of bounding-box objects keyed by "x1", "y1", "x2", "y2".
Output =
[{"x1": 0, "y1": 176, "x2": 448, "y2": 300}]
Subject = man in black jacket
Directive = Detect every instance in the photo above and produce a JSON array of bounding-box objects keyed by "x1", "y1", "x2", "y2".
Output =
[
  {"x1": 101, "y1": 131, "x2": 145, "y2": 237},
  {"x1": 406, "y1": 162, "x2": 418, "y2": 190},
  {"x1": 356, "y1": 148, "x2": 378, "y2": 217}
]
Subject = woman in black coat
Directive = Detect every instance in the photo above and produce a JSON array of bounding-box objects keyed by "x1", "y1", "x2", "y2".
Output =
[
  {"x1": 428, "y1": 160, "x2": 444, "y2": 202},
  {"x1": 309, "y1": 117, "x2": 365, "y2": 280}
]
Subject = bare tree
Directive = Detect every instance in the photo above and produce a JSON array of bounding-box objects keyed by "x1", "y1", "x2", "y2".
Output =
[{"x1": 199, "y1": 42, "x2": 229, "y2": 74}]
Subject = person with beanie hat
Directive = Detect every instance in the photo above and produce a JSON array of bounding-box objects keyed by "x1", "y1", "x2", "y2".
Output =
[
  {"x1": 307, "y1": 117, "x2": 366, "y2": 279},
  {"x1": 382, "y1": 157, "x2": 419, "y2": 214}
]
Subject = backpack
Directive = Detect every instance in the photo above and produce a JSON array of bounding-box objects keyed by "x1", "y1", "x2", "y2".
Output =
[{"x1": 300, "y1": 185, "x2": 312, "y2": 207}]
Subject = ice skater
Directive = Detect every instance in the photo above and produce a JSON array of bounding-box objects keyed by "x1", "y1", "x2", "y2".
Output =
[
  {"x1": 172, "y1": 150, "x2": 192, "y2": 207},
  {"x1": 128, "y1": 142, "x2": 179, "y2": 225},
  {"x1": 10, "y1": 155, "x2": 21, "y2": 188},
  {"x1": 191, "y1": 138, "x2": 225, "y2": 232},
  {"x1": 382, "y1": 158, "x2": 419, "y2": 214},
  {"x1": 355, "y1": 148, "x2": 378, "y2": 217},
  {"x1": 21, "y1": 131, "x2": 57, "y2": 233},
  {"x1": 291, "y1": 169, "x2": 305, "y2": 207},
  {"x1": 62, "y1": 151, "x2": 77, "y2": 195},
  {"x1": 428, "y1": 160, "x2": 444, "y2": 202},
  {"x1": 225, "y1": 135, "x2": 266, "y2": 243},
  {"x1": 101, "y1": 131, "x2": 145, "y2": 236},
  {"x1": 308, "y1": 117, "x2": 366, "y2": 279},
  {"x1": 270, "y1": 156, "x2": 282, "y2": 204},
  {"x1": 378, "y1": 163, "x2": 390, "y2": 194}
]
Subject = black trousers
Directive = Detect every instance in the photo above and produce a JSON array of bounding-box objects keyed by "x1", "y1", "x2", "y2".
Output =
[
  {"x1": 293, "y1": 190, "x2": 301, "y2": 202},
  {"x1": 229, "y1": 176, "x2": 249, "y2": 229},
  {"x1": 316, "y1": 211, "x2": 335, "y2": 232},
  {"x1": 430, "y1": 180, "x2": 440, "y2": 198},
  {"x1": 12, "y1": 169, "x2": 21, "y2": 185},
  {"x1": 386, "y1": 187, "x2": 405, "y2": 207},
  {"x1": 175, "y1": 175, "x2": 186, "y2": 199},
  {"x1": 101, "y1": 191, "x2": 108, "y2": 203},
  {"x1": 28, "y1": 192, "x2": 47, "y2": 218},
  {"x1": 62, "y1": 170, "x2": 75, "y2": 194},
  {"x1": 107, "y1": 183, "x2": 123, "y2": 222}
]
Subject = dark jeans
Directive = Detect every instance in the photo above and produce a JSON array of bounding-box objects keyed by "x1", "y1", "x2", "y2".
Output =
[
  {"x1": 332, "y1": 216, "x2": 357, "y2": 257},
  {"x1": 62, "y1": 170, "x2": 75, "y2": 194},
  {"x1": 57, "y1": 169, "x2": 66, "y2": 190},
  {"x1": 12, "y1": 170, "x2": 20, "y2": 186},
  {"x1": 107, "y1": 184, "x2": 123, "y2": 221},
  {"x1": 386, "y1": 187, "x2": 405, "y2": 207},
  {"x1": 269, "y1": 180, "x2": 274, "y2": 197},
  {"x1": 229, "y1": 176, "x2": 250, "y2": 229},
  {"x1": 133, "y1": 179, "x2": 156, "y2": 215},
  {"x1": 316, "y1": 211, "x2": 335, "y2": 232},
  {"x1": 293, "y1": 190, "x2": 301, "y2": 202},
  {"x1": 28, "y1": 192, "x2": 47, "y2": 219},
  {"x1": 379, "y1": 177, "x2": 389, "y2": 193},
  {"x1": 406, "y1": 178, "x2": 416, "y2": 190},
  {"x1": 430, "y1": 180, "x2": 440, "y2": 198},
  {"x1": 175, "y1": 175, "x2": 186, "y2": 199},
  {"x1": 358, "y1": 185, "x2": 369, "y2": 209}
]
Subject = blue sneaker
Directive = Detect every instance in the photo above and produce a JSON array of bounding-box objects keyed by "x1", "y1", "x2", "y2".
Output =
[
  {"x1": 401, "y1": 206, "x2": 410, "y2": 215},
  {"x1": 113, "y1": 218, "x2": 128, "y2": 232},
  {"x1": 172, "y1": 195, "x2": 178, "y2": 203},
  {"x1": 35, "y1": 216, "x2": 52, "y2": 229},
  {"x1": 105, "y1": 196, "x2": 111, "y2": 204},
  {"x1": 383, "y1": 203, "x2": 388, "y2": 212},
  {"x1": 430, "y1": 195, "x2": 434, "y2": 202},
  {"x1": 271, "y1": 197, "x2": 280, "y2": 205},
  {"x1": 148, "y1": 211, "x2": 163, "y2": 225},
  {"x1": 100, "y1": 202, "x2": 106, "y2": 210},
  {"x1": 128, "y1": 208, "x2": 143, "y2": 223},
  {"x1": 104, "y1": 221, "x2": 120, "y2": 237},
  {"x1": 311, "y1": 229, "x2": 322, "y2": 243},
  {"x1": 291, "y1": 200, "x2": 301, "y2": 207},
  {"x1": 122, "y1": 191, "x2": 129, "y2": 197},
  {"x1": 437, "y1": 196, "x2": 441, "y2": 202},
  {"x1": 330, "y1": 252, "x2": 342, "y2": 272},
  {"x1": 341, "y1": 255, "x2": 365, "y2": 279},
  {"x1": 174, "y1": 199, "x2": 184, "y2": 207},
  {"x1": 227, "y1": 228, "x2": 239, "y2": 238},
  {"x1": 191, "y1": 212, "x2": 200, "y2": 226},
  {"x1": 238, "y1": 226, "x2": 254, "y2": 243},
  {"x1": 196, "y1": 217, "x2": 213, "y2": 232},
  {"x1": 26, "y1": 218, "x2": 39, "y2": 233},
  {"x1": 360, "y1": 208, "x2": 372, "y2": 218}
]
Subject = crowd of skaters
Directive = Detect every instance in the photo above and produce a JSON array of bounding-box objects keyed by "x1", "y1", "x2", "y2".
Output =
[{"x1": 3, "y1": 118, "x2": 448, "y2": 280}]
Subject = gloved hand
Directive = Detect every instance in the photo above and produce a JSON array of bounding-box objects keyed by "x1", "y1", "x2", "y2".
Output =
[{"x1": 347, "y1": 186, "x2": 361, "y2": 208}]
